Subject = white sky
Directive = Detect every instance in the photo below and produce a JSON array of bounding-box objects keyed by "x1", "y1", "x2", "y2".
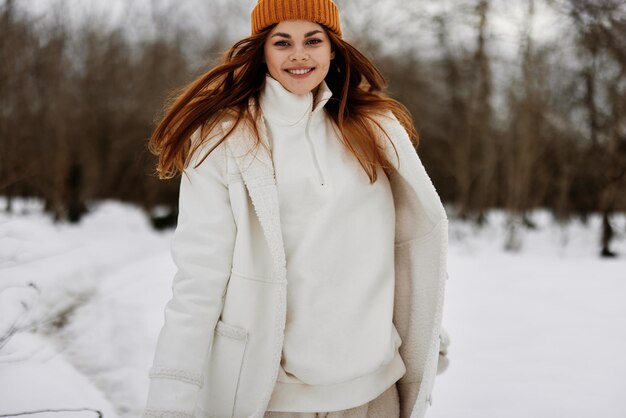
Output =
[
  {"x1": 15, "y1": 0, "x2": 568, "y2": 52},
  {"x1": 12, "y1": 0, "x2": 576, "y2": 117}
]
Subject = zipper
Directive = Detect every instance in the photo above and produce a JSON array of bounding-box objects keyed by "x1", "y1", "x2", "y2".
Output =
[{"x1": 304, "y1": 97, "x2": 326, "y2": 186}]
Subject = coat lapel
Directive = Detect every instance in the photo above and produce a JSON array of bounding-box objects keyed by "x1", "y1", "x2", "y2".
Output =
[{"x1": 221, "y1": 105, "x2": 287, "y2": 282}]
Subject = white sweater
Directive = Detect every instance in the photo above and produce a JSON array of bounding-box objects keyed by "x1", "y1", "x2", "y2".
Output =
[{"x1": 260, "y1": 75, "x2": 406, "y2": 413}]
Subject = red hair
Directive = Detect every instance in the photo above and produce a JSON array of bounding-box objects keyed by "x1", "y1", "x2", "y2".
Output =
[{"x1": 148, "y1": 25, "x2": 418, "y2": 182}]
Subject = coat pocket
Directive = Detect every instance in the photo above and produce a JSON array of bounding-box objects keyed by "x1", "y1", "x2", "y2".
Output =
[{"x1": 197, "y1": 319, "x2": 249, "y2": 418}]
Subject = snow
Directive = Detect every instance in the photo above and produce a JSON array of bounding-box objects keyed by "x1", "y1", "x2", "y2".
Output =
[
  {"x1": 1, "y1": 198, "x2": 625, "y2": 417},
  {"x1": 1, "y1": 333, "x2": 119, "y2": 418},
  {"x1": 1, "y1": 200, "x2": 172, "y2": 418},
  {"x1": 430, "y1": 212, "x2": 626, "y2": 418}
]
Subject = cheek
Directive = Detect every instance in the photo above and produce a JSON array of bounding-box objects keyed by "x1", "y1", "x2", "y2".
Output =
[
  {"x1": 268, "y1": 55, "x2": 286, "y2": 74},
  {"x1": 318, "y1": 46, "x2": 333, "y2": 66},
  {"x1": 263, "y1": 48, "x2": 277, "y2": 68}
]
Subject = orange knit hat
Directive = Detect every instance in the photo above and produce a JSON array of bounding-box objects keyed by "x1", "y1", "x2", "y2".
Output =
[{"x1": 251, "y1": 0, "x2": 342, "y2": 37}]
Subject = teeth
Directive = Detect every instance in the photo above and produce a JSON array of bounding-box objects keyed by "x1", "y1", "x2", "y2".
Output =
[{"x1": 287, "y1": 68, "x2": 313, "y2": 75}]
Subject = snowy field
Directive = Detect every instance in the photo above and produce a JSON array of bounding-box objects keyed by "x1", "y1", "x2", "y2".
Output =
[{"x1": 1, "y1": 198, "x2": 625, "y2": 418}]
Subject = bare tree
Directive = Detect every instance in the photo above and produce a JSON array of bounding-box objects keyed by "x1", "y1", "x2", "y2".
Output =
[{"x1": 567, "y1": 0, "x2": 626, "y2": 256}]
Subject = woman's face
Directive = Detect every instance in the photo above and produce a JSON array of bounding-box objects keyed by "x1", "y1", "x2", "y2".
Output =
[{"x1": 264, "y1": 20, "x2": 335, "y2": 95}]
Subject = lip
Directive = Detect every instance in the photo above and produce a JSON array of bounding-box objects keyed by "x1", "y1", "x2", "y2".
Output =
[{"x1": 284, "y1": 67, "x2": 315, "y2": 79}]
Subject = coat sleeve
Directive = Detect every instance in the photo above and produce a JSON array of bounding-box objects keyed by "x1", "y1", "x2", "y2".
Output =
[{"x1": 143, "y1": 131, "x2": 236, "y2": 418}]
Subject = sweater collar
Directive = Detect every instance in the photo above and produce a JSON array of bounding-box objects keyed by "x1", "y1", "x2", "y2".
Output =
[{"x1": 259, "y1": 75, "x2": 333, "y2": 126}]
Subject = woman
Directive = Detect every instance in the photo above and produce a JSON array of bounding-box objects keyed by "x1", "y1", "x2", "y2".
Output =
[{"x1": 143, "y1": 1, "x2": 449, "y2": 418}]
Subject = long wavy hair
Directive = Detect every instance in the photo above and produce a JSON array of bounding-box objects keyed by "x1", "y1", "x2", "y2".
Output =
[{"x1": 148, "y1": 24, "x2": 419, "y2": 182}]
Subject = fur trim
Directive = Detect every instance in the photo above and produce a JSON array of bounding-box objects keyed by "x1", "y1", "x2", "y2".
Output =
[
  {"x1": 143, "y1": 408, "x2": 194, "y2": 418},
  {"x1": 222, "y1": 116, "x2": 287, "y2": 282},
  {"x1": 410, "y1": 221, "x2": 448, "y2": 418},
  {"x1": 148, "y1": 367, "x2": 203, "y2": 387},
  {"x1": 215, "y1": 320, "x2": 248, "y2": 341},
  {"x1": 221, "y1": 112, "x2": 289, "y2": 418},
  {"x1": 375, "y1": 112, "x2": 449, "y2": 418},
  {"x1": 250, "y1": 283, "x2": 287, "y2": 418}
]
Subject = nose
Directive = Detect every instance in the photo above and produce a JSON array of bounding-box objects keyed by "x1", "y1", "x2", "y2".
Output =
[{"x1": 289, "y1": 45, "x2": 309, "y2": 61}]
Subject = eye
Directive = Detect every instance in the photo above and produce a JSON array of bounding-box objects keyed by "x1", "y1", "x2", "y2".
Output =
[
  {"x1": 274, "y1": 40, "x2": 289, "y2": 47},
  {"x1": 306, "y1": 38, "x2": 323, "y2": 45}
]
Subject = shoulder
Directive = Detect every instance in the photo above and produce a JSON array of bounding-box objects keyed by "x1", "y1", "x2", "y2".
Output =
[
  {"x1": 368, "y1": 109, "x2": 415, "y2": 158},
  {"x1": 185, "y1": 118, "x2": 233, "y2": 183},
  {"x1": 188, "y1": 107, "x2": 245, "y2": 160},
  {"x1": 370, "y1": 110, "x2": 409, "y2": 138}
]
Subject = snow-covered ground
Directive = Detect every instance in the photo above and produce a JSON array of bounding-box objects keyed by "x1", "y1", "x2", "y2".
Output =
[
  {"x1": 1, "y1": 199, "x2": 625, "y2": 418},
  {"x1": 431, "y1": 212, "x2": 626, "y2": 418}
]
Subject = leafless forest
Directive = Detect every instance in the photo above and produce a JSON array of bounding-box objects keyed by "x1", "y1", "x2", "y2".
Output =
[{"x1": 1, "y1": 0, "x2": 624, "y2": 254}]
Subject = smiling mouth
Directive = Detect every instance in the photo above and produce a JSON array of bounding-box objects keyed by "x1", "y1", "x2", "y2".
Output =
[{"x1": 285, "y1": 68, "x2": 315, "y2": 75}]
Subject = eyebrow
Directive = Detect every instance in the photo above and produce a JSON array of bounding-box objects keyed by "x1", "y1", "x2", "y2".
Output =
[{"x1": 271, "y1": 30, "x2": 323, "y2": 39}]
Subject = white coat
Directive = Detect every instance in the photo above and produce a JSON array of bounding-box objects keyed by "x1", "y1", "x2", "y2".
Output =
[{"x1": 142, "y1": 99, "x2": 449, "y2": 418}]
